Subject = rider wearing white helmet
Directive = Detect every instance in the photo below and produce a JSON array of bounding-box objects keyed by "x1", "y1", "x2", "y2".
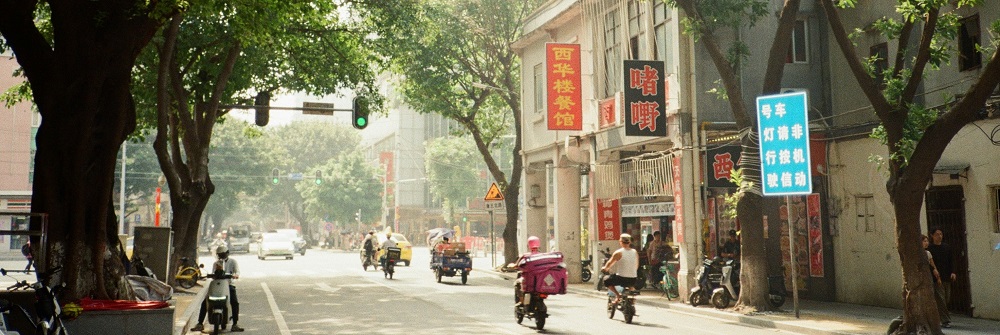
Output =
[{"x1": 192, "y1": 245, "x2": 243, "y2": 332}]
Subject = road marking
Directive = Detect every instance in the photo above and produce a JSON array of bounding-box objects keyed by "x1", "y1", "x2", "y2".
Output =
[
  {"x1": 315, "y1": 282, "x2": 340, "y2": 293},
  {"x1": 260, "y1": 282, "x2": 292, "y2": 335}
]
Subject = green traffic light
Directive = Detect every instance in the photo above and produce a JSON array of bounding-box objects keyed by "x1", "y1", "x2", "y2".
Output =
[
  {"x1": 315, "y1": 178, "x2": 322, "y2": 185},
  {"x1": 355, "y1": 117, "x2": 367, "y2": 128},
  {"x1": 272, "y1": 178, "x2": 279, "y2": 185}
]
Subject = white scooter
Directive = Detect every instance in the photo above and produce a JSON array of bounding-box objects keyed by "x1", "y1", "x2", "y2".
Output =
[{"x1": 205, "y1": 268, "x2": 234, "y2": 334}]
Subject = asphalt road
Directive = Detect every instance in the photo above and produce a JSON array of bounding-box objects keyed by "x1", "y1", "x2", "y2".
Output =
[{"x1": 170, "y1": 247, "x2": 799, "y2": 335}]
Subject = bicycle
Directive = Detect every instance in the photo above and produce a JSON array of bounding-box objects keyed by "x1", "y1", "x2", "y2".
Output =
[
  {"x1": 658, "y1": 261, "x2": 679, "y2": 300},
  {"x1": 0, "y1": 266, "x2": 69, "y2": 335},
  {"x1": 174, "y1": 257, "x2": 203, "y2": 289}
]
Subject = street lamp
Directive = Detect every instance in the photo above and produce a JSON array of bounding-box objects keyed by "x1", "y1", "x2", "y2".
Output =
[{"x1": 155, "y1": 175, "x2": 166, "y2": 227}]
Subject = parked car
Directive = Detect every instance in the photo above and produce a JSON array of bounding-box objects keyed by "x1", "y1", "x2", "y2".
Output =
[
  {"x1": 377, "y1": 233, "x2": 413, "y2": 266},
  {"x1": 258, "y1": 233, "x2": 295, "y2": 260},
  {"x1": 273, "y1": 229, "x2": 307, "y2": 255}
]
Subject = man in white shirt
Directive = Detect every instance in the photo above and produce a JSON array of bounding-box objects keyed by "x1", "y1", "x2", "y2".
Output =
[
  {"x1": 191, "y1": 246, "x2": 243, "y2": 332},
  {"x1": 379, "y1": 232, "x2": 398, "y2": 268},
  {"x1": 601, "y1": 234, "x2": 639, "y2": 305}
]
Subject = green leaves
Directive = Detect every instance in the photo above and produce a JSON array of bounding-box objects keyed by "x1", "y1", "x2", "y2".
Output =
[{"x1": 425, "y1": 136, "x2": 482, "y2": 204}]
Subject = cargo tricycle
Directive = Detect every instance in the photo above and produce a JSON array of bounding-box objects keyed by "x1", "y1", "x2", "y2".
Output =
[{"x1": 430, "y1": 242, "x2": 472, "y2": 284}]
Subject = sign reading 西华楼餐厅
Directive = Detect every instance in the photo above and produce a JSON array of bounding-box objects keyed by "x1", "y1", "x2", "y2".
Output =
[{"x1": 756, "y1": 91, "x2": 812, "y2": 196}]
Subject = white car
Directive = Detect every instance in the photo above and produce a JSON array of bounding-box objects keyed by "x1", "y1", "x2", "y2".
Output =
[
  {"x1": 273, "y1": 229, "x2": 307, "y2": 255},
  {"x1": 258, "y1": 233, "x2": 295, "y2": 260}
]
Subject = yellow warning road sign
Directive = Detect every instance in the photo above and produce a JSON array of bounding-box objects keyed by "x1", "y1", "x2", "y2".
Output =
[{"x1": 484, "y1": 183, "x2": 504, "y2": 201}]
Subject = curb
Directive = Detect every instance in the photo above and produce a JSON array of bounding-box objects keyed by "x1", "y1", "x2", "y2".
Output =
[
  {"x1": 484, "y1": 268, "x2": 858, "y2": 335},
  {"x1": 173, "y1": 285, "x2": 208, "y2": 335}
]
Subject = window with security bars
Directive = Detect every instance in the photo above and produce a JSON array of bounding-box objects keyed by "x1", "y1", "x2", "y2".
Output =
[
  {"x1": 534, "y1": 63, "x2": 544, "y2": 114},
  {"x1": 992, "y1": 185, "x2": 1000, "y2": 233},
  {"x1": 855, "y1": 195, "x2": 875, "y2": 232}
]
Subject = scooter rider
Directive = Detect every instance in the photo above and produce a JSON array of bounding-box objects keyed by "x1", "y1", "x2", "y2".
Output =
[
  {"x1": 362, "y1": 231, "x2": 377, "y2": 263},
  {"x1": 513, "y1": 236, "x2": 542, "y2": 305},
  {"x1": 602, "y1": 233, "x2": 639, "y2": 305},
  {"x1": 378, "y1": 232, "x2": 397, "y2": 268},
  {"x1": 191, "y1": 246, "x2": 243, "y2": 332}
]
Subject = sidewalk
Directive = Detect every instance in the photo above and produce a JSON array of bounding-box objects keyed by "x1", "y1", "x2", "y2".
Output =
[
  {"x1": 172, "y1": 284, "x2": 207, "y2": 335},
  {"x1": 479, "y1": 262, "x2": 998, "y2": 335}
]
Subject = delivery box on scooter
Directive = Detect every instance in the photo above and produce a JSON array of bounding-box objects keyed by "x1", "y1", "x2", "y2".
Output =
[{"x1": 519, "y1": 252, "x2": 568, "y2": 295}]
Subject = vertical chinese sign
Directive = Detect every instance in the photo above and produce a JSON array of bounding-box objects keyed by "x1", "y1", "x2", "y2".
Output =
[
  {"x1": 807, "y1": 193, "x2": 824, "y2": 277},
  {"x1": 596, "y1": 199, "x2": 621, "y2": 241},
  {"x1": 623, "y1": 60, "x2": 666, "y2": 136},
  {"x1": 546, "y1": 43, "x2": 582, "y2": 130},
  {"x1": 672, "y1": 156, "x2": 684, "y2": 243},
  {"x1": 598, "y1": 97, "x2": 616, "y2": 130}
]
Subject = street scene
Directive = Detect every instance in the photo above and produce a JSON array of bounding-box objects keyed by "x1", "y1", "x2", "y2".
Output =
[{"x1": 2, "y1": 1, "x2": 1000, "y2": 335}]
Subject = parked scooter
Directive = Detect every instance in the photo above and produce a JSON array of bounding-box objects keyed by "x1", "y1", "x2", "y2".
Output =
[
  {"x1": 711, "y1": 259, "x2": 740, "y2": 308},
  {"x1": 710, "y1": 259, "x2": 787, "y2": 309},
  {"x1": 594, "y1": 248, "x2": 612, "y2": 291},
  {"x1": 205, "y1": 268, "x2": 234, "y2": 334},
  {"x1": 581, "y1": 257, "x2": 593, "y2": 282},
  {"x1": 689, "y1": 257, "x2": 723, "y2": 306}
]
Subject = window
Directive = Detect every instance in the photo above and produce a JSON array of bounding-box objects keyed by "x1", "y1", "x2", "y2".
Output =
[
  {"x1": 786, "y1": 20, "x2": 808, "y2": 64},
  {"x1": 870, "y1": 43, "x2": 889, "y2": 83},
  {"x1": 992, "y1": 185, "x2": 1000, "y2": 233},
  {"x1": 653, "y1": 1, "x2": 671, "y2": 62},
  {"x1": 855, "y1": 195, "x2": 875, "y2": 232},
  {"x1": 958, "y1": 14, "x2": 981, "y2": 71},
  {"x1": 547, "y1": 164, "x2": 554, "y2": 204},
  {"x1": 534, "y1": 63, "x2": 544, "y2": 114},
  {"x1": 603, "y1": 8, "x2": 622, "y2": 98},
  {"x1": 627, "y1": 0, "x2": 643, "y2": 60}
]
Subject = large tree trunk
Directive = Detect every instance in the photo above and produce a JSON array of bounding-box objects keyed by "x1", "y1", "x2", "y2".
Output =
[
  {"x1": 0, "y1": 1, "x2": 166, "y2": 300},
  {"x1": 890, "y1": 173, "x2": 941, "y2": 335},
  {"x1": 165, "y1": 183, "x2": 212, "y2": 284},
  {"x1": 734, "y1": 136, "x2": 771, "y2": 311}
]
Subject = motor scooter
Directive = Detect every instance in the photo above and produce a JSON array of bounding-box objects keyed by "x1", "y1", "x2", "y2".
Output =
[
  {"x1": 580, "y1": 257, "x2": 593, "y2": 282},
  {"x1": 711, "y1": 259, "x2": 740, "y2": 308},
  {"x1": 382, "y1": 247, "x2": 401, "y2": 279},
  {"x1": 514, "y1": 291, "x2": 549, "y2": 330},
  {"x1": 689, "y1": 257, "x2": 723, "y2": 306},
  {"x1": 710, "y1": 259, "x2": 787, "y2": 309},
  {"x1": 205, "y1": 268, "x2": 234, "y2": 335},
  {"x1": 594, "y1": 247, "x2": 612, "y2": 291}
]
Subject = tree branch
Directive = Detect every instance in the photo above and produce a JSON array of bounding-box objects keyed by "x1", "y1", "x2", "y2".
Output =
[
  {"x1": 900, "y1": 7, "x2": 939, "y2": 103},
  {"x1": 761, "y1": 0, "x2": 801, "y2": 94},
  {"x1": 891, "y1": 20, "x2": 914, "y2": 79},
  {"x1": 819, "y1": 0, "x2": 893, "y2": 120},
  {"x1": 201, "y1": 42, "x2": 242, "y2": 149},
  {"x1": 0, "y1": 0, "x2": 57, "y2": 111}
]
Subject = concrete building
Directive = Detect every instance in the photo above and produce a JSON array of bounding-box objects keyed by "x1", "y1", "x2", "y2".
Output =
[
  {"x1": 823, "y1": 2, "x2": 1000, "y2": 319},
  {"x1": 0, "y1": 53, "x2": 37, "y2": 257},
  {"x1": 360, "y1": 75, "x2": 461, "y2": 243}
]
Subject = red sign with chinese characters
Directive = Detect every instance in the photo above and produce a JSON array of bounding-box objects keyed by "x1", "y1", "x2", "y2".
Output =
[
  {"x1": 807, "y1": 193, "x2": 824, "y2": 277},
  {"x1": 598, "y1": 97, "x2": 616, "y2": 130},
  {"x1": 623, "y1": 60, "x2": 666, "y2": 136},
  {"x1": 596, "y1": 199, "x2": 621, "y2": 241},
  {"x1": 672, "y1": 156, "x2": 684, "y2": 243},
  {"x1": 546, "y1": 43, "x2": 582, "y2": 130}
]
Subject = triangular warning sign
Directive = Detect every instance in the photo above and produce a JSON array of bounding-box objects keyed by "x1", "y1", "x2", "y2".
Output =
[{"x1": 484, "y1": 183, "x2": 504, "y2": 201}]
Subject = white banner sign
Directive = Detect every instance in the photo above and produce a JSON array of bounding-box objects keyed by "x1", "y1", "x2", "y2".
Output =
[{"x1": 620, "y1": 202, "x2": 674, "y2": 217}]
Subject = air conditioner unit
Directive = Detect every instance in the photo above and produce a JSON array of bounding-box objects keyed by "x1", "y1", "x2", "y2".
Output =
[{"x1": 780, "y1": 88, "x2": 809, "y2": 95}]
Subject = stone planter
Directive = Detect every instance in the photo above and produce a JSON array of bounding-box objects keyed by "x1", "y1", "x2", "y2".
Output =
[{"x1": 63, "y1": 304, "x2": 174, "y2": 335}]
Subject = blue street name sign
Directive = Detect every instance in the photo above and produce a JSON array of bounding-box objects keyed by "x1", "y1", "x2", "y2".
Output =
[{"x1": 756, "y1": 91, "x2": 812, "y2": 196}]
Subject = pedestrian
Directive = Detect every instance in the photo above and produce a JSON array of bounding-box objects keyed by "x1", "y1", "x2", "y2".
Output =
[
  {"x1": 927, "y1": 227, "x2": 954, "y2": 328},
  {"x1": 720, "y1": 230, "x2": 740, "y2": 260},
  {"x1": 647, "y1": 231, "x2": 671, "y2": 287},
  {"x1": 190, "y1": 245, "x2": 243, "y2": 332},
  {"x1": 21, "y1": 241, "x2": 32, "y2": 271}
]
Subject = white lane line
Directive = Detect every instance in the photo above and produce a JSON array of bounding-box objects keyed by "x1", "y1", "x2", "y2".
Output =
[{"x1": 260, "y1": 282, "x2": 292, "y2": 335}]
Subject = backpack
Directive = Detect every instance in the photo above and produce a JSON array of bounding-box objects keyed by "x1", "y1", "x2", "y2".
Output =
[{"x1": 363, "y1": 238, "x2": 374, "y2": 251}]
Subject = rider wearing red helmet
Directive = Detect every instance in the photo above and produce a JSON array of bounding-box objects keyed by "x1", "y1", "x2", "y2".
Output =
[{"x1": 514, "y1": 236, "x2": 542, "y2": 306}]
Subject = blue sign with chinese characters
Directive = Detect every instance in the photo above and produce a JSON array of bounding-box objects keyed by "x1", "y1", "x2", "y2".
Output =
[{"x1": 756, "y1": 92, "x2": 812, "y2": 196}]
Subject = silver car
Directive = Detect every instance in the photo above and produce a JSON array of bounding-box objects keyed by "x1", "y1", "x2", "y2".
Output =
[{"x1": 257, "y1": 233, "x2": 295, "y2": 260}]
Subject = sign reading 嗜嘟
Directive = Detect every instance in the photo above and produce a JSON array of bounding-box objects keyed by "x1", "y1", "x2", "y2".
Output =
[{"x1": 623, "y1": 60, "x2": 666, "y2": 137}]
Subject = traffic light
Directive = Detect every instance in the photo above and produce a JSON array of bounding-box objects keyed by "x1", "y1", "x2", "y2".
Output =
[
  {"x1": 355, "y1": 211, "x2": 361, "y2": 222},
  {"x1": 315, "y1": 170, "x2": 323, "y2": 185},
  {"x1": 271, "y1": 168, "x2": 280, "y2": 185},
  {"x1": 462, "y1": 216, "x2": 467, "y2": 223},
  {"x1": 351, "y1": 96, "x2": 369, "y2": 130},
  {"x1": 254, "y1": 91, "x2": 271, "y2": 127}
]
